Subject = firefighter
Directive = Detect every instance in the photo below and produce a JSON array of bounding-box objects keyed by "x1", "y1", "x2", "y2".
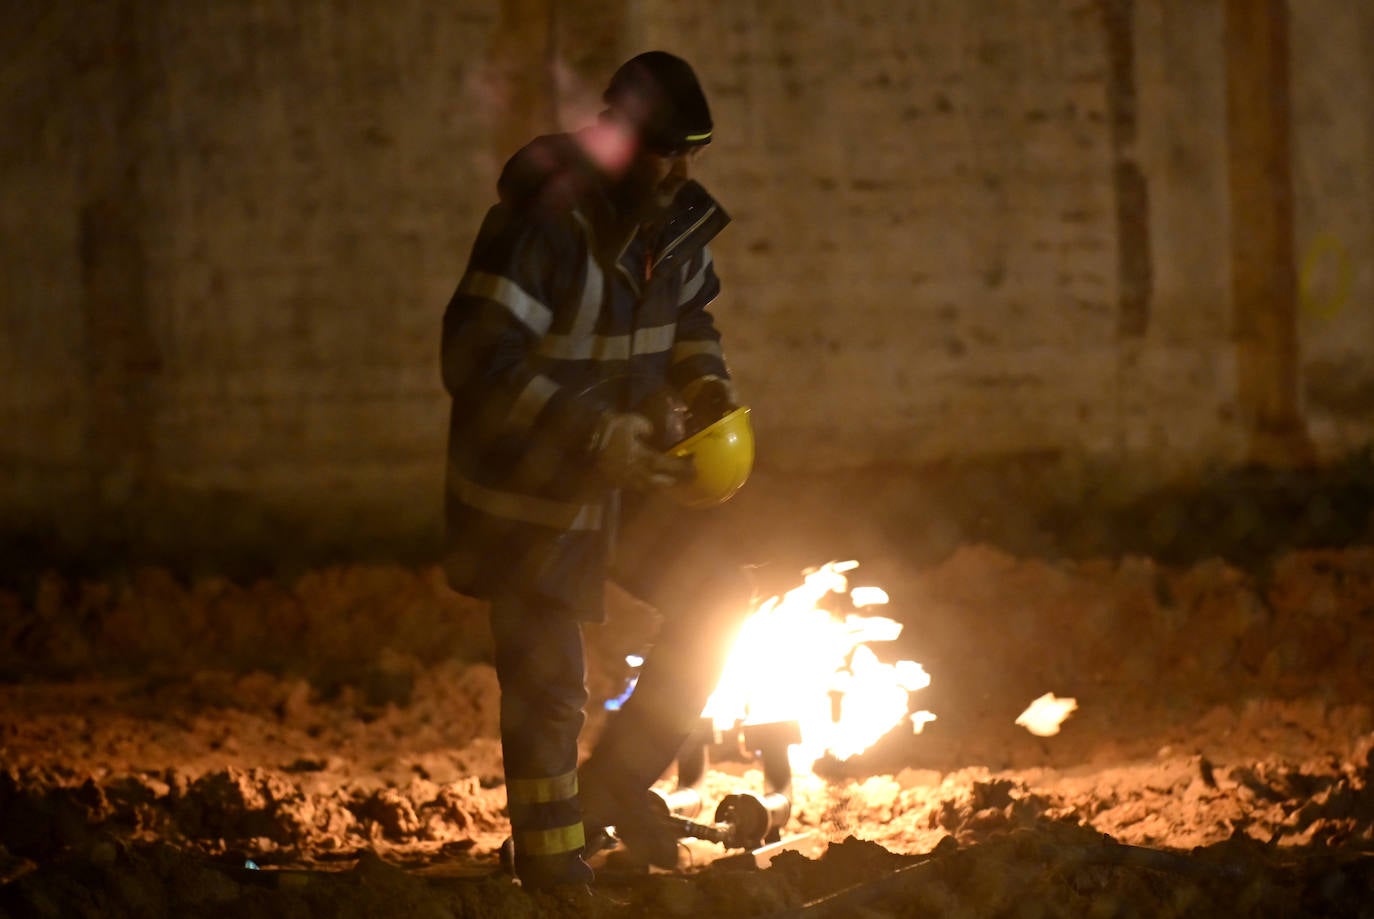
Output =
[{"x1": 440, "y1": 51, "x2": 755, "y2": 890}]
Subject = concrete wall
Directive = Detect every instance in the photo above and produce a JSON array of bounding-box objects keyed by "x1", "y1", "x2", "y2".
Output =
[
  {"x1": 654, "y1": 0, "x2": 1129, "y2": 469},
  {"x1": 2, "y1": 5, "x2": 109, "y2": 525},
  {"x1": 2, "y1": 0, "x2": 1371, "y2": 562},
  {"x1": 1290, "y1": 0, "x2": 1374, "y2": 453}
]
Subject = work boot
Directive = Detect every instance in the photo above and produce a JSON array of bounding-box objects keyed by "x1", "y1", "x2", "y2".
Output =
[
  {"x1": 597, "y1": 792, "x2": 682, "y2": 870},
  {"x1": 497, "y1": 837, "x2": 593, "y2": 890},
  {"x1": 499, "y1": 832, "x2": 616, "y2": 872},
  {"x1": 614, "y1": 817, "x2": 681, "y2": 870},
  {"x1": 498, "y1": 836, "x2": 514, "y2": 874},
  {"x1": 582, "y1": 826, "x2": 618, "y2": 862}
]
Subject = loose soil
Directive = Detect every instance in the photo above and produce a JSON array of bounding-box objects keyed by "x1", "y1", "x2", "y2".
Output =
[{"x1": 2, "y1": 545, "x2": 1372, "y2": 917}]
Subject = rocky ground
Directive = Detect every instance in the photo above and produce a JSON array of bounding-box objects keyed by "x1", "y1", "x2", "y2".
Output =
[{"x1": 1, "y1": 545, "x2": 1372, "y2": 917}]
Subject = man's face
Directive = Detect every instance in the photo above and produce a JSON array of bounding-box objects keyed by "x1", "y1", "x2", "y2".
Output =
[
  {"x1": 586, "y1": 111, "x2": 707, "y2": 222},
  {"x1": 646, "y1": 148, "x2": 699, "y2": 209}
]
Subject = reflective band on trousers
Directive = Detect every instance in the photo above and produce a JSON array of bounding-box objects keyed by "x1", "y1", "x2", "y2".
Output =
[
  {"x1": 515, "y1": 822, "x2": 586, "y2": 856},
  {"x1": 507, "y1": 770, "x2": 578, "y2": 805}
]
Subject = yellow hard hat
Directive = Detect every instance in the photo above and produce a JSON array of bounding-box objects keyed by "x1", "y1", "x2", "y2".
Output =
[{"x1": 665, "y1": 406, "x2": 754, "y2": 508}]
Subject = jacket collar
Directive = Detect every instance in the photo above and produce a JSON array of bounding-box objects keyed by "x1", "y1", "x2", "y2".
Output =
[
  {"x1": 640, "y1": 180, "x2": 729, "y2": 274},
  {"x1": 495, "y1": 132, "x2": 729, "y2": 268}
]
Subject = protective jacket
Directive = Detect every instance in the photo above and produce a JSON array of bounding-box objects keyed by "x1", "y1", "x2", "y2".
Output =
[{"x1": 441, "y1": 132, "x2": 731, "y2": 617}]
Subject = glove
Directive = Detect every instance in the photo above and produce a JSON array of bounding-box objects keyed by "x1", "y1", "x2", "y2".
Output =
[
  {"x1": 636, "y1": 387, "x2": 689, "y2": 449},
  {"x1": 591, "y1": 412, "x2": 695, "y2": 490},
  {"x1": 685, "y1": 377, "x2": 740, "y2": 435}
]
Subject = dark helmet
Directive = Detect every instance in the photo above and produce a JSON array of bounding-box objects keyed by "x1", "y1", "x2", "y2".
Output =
[{"x1": 603, "y1": 51, "x2": 713, "y2": 155}]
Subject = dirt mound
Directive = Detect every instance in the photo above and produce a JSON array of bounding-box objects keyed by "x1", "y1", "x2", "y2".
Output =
[
  {"x1": 2, "y1": 546, "x2": 1374, "y2": 915},
  {"x1": 0, "y1": 565, "x2": 492, "y2": 682}
]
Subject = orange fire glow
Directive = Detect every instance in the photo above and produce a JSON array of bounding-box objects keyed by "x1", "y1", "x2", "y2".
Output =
[
  {"x1": 702, "y1": 561, "x2": 935, "y2": 769},
  {"x1": 1015, "y1": 692, "x2": 1079, "y2": 736}
]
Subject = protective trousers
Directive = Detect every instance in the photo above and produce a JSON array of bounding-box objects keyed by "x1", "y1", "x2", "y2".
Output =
[
  {"x1": 577, "y1": 565, "x2": 752, "y2": 830},
  {"x1": 489, "y1": 595, "x2": 592, "y2": 888},
  {"x1": 580, "y1": 497, "x2": 755, "y2": 834},
  {"x1": 489, "y1": 499, "x2": 754, "y2": 887}
]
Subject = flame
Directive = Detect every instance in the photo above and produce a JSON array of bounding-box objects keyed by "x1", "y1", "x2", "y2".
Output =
[
  {"x1": 702, "y1": 561, "x2": 934, "y2": 769},
  {"x1": 849, "y1": 586, "x2": 889, "y2": 608},
  {"x1": 1015, "y1": 692, "x2": 1078, "y2": 736}
]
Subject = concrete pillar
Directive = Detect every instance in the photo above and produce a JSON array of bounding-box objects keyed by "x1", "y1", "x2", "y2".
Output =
[
  {"x1": 1224, "y1": 0, "x2": 1314, "y2": 466},
  {"x1": 485, "y1": 0, "x2": 559, "y2": 167},
  {"x1": 549, "y1": 0, "x2": 648, "y2": 128},
  {"x1": 80, "y1": 0, "x2": 160, "y2": 513},
  {"x1": 1102, "y1": 0, "x2": 1153, "y2": 341}
]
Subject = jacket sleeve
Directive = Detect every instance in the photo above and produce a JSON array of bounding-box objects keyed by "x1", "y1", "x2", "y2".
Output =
[
  {"x1": 441, "y1": 205, "x2": 604, "y2": 467},
  {"x1": 668, "y1": 245, "x2": 731, "y2": 401}
]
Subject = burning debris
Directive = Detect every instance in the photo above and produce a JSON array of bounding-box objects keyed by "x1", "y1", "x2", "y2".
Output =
[
  {"x1": 1015, "y1": 692, "x2": 1079, "y2": 737},
  {"x1": 702, "y1": 561, "x2": 935, "y2": 768},
  {"x1": 601, "y1": 561, "x2": 938, "y2": 865}
]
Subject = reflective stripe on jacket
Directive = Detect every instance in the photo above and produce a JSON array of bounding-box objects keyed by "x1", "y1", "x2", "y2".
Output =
[{"x1": 441, "y1": 133, "x2": 731, "y2": 614}]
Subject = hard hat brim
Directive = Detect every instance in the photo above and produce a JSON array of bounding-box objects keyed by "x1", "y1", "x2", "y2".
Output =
[
  {"x1": 665, "y1": 406, "x2": 754, "y2": 508},
  {"x1": 668, "y1": 406, "x2": 751, "y2": 456}
]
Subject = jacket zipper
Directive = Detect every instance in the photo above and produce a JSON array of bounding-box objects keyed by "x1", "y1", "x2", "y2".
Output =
[
  {"x1": 613, "y1": 234, "x2": 640, "y2": 297},
  {"x1": 613, "y1": 203, "x2": 717, "y2": 375},
  {"x1": 652, "y1": 204, "x2": 717, "y2": 273}
]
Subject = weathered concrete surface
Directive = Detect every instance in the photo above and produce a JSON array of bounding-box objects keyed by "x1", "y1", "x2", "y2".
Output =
[
  {"x1": 1289, "y1": 0, "x2": 1374, "y2": 454},
  {"x1": 1, "y1": 1, "x2": 1370, "y2": 568}
]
